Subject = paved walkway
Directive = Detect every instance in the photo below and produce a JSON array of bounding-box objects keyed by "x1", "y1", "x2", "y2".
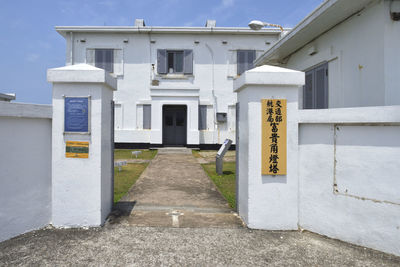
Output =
[
  {"x1": 1, "y1": 148, "x2": 400, "y2": 265},
  {"x1": 110, "y1": 148, "x2": 242, "y2": 228}
]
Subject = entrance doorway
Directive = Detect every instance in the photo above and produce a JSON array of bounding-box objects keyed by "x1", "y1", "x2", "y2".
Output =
[{"x1": 163, "y1": 105, "x2": 187, "y2": 146}]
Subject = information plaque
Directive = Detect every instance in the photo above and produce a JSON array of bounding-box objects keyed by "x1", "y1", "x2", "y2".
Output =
[
  {"x1": 261, "y1": 99, "x2": 287, "y2": 175},
  {"x1": 66, "y1": 141, "x2": 89, "y2": 158},
  {"x1": 64, "y1": 97, "x2": 89, "y2": 133}
]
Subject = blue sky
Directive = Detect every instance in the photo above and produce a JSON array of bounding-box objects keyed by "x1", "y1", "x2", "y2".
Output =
[{"x1": 0, "y1": 0, "x2": 323, "y2": 104}]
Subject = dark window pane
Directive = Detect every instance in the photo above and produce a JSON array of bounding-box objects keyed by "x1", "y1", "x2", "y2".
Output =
[
  {"x1": 168, "y1": 52, "x2": 174, "y2": 72},
  {"x1": 174, "y1": 52, "x2": 184, "y2": 73},
  {"x1": 165, "y1": 115, "x2": 173, "y2": 126},
  {"x1": 176, "y1": 112, "x2": 185, "y2": 126}
]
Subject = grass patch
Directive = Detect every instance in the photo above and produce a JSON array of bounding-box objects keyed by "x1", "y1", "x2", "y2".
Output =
[
  {"x1": 202, "y1": 162, "x2": 236, "y2": 209},
  {"x1": 114, "y1": 163, "x2": 148, "y2": 203},
  {"x1": 192, "y1": 150, "x2": 201, "y2": 158},
  {"x1": 114, "y1": 149, "x2": 157, "y2": 160}
]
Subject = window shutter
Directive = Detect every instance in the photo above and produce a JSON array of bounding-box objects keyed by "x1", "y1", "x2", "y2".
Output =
[
  {"x1": 157, "y1": 49, "x2": 167, "y2": 74},
  {"x1": 303, "y1": 72, "x2": 314, "y2": 109},
  {"x1": 86, "y1": 49, "x2": 95, "y2": 66},
  {"x1": 95, "y1": 50, "x2": 104, "y2": 70},
  {"x1": 105, "y1": 49, "x2": 114, "y2": 73},
  {"x1": 183, "y1": 50, "x2": 193, "y2": 74},
  {"x1": 247, "y1": 50, "x2": 256, "y2": 71},
  {"x1": 315, "y1": 63, "x2": 328, "y2": 109},
  {"x1": 143, "y1": 105, "x2": 151, "y2": 129},
  {"x1": 198, "y1": 105, "x2": 207, "y2": 130},
  {"x1": 113, "y1": 49, "x2": 123, "y2": 75},
  {"x1": 237, "y1": 51, "x2": 245, "y2": 75}
]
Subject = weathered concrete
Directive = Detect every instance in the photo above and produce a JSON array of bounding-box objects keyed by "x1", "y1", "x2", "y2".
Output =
[
  {"x1": 1, "y1": 226, "x2": 399, "y2": 266},
  {"x1": 111, "y1": 149, "x2": 242, "y2": 228}
]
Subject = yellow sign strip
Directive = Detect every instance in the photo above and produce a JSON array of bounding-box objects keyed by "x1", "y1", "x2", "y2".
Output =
[
  {"x1": 261, "y1": 99, "x2": 287, "y2": 175},
  {"x1": 66, "y1": 141, "x2": 89, "y2": 158}
]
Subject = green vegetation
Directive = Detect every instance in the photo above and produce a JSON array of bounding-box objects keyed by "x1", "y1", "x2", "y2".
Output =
[
  {"x1": 201, "y1": 162, "x2": 236, "y2": 209},
  {"x1": 114, "y1": 149, "x2": 157, "y2": 160},
  {"x1": 192, "y1": 149, "x2": 201, "y2": 158},
  {"x1": 114, "y1": 163, "x2": 148, "y2": 203}
]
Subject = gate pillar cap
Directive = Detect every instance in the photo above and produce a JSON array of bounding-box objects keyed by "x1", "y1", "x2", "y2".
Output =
[
  {"x1": 233, "y1": 65, "x2": 304, "y2": 93},
  {"x1": 47, "y1": 64, "x2": 117, "y2": 91}
]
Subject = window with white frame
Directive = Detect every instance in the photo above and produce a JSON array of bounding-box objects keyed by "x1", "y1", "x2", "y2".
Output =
[
  {"x1": 237, "y1": 50, "x2": 256, "y2": 75},
  {"x1": 157, "y1": 49, "x2": 193, "y2": 74},
  {"x1": 303, "y1": 63, "x2": 329, "y2": 109}
]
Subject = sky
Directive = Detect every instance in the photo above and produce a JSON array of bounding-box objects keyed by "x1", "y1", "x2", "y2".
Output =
[{"x1": 0, "y1": 0, "x2": 323, "y2": 104}]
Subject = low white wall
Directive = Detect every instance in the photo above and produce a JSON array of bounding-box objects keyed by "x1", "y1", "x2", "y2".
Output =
[
  {"x1": 298, "y1": 106, "x2": 400, "y2": 256},
  {"x1": 0, "y1": 102, "x2": 52, "y2": 242}
]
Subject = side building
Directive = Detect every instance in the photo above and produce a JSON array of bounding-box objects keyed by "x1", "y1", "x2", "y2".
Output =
[
  {"x1": 255, "y1": 0, "x2": 400, "y2": 109},
  {"x1": 56, "y1": 20, "x2": 286, "y2": 148}
]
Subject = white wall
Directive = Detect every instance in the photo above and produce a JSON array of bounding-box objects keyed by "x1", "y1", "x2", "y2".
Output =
[
  {"x1": 68, "y1": 30, "x2": 280, "y2": 144},
  {"x1": 0, "y1": 102, "x2": 52, "y2": 242},
  {"x1": 282, "y1": 1, "x2": 400, "y2": 108},
  {"x1": 298, "y1": 106, "x2": 400, "y2": 256}
]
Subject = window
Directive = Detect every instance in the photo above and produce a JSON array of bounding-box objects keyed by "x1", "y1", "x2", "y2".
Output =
[
  {"x1": 237, "y1": 50, "x2": 256, "y2": 75},
  {"x1": 303, "y1": 63, "x2": 328, "y2": 109},
  {"x1": 198, "y1": 105, "x2": 207, "y2": 130},
  {"x1": 95, "y1": 49, "x2": 114, "y2": 73},
  {"x1": 143, "y1": 104, "x2": 151, "y2": 129},
  {"x1": 157, "y1": 49, "x2": 193, "y2": 74}
]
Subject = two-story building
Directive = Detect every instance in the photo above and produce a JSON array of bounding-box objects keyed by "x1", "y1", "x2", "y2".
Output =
[{"x1": 55, "y1": 19, "x2": 285, "y2": 148}]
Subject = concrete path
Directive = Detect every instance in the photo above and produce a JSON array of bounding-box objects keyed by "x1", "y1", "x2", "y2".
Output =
[{"x1": 110, "y1": 148, "x2": 243, "y2": 228}]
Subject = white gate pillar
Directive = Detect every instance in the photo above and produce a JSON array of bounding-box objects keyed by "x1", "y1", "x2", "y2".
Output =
[
  {"x1": 233, "y1": 65, "x2": 304, "y2": 230},
  {"x1": 47, "y1": 64, "x2": 117, "y2": 227}
]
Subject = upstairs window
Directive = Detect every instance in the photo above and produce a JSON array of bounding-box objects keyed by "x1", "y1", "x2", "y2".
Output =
[
  {"x1": 95, "y1": 49, "x2": 114, "y2": 73},
  {"x1": 237, "y1": 50, "x2": 256, "y2": 75},
  {"x1": 303, "y1": 63, "x2": 329, "y2": 109},
  {"x1": 157, "y1": 49, "x2": 193, "y2": 74}
]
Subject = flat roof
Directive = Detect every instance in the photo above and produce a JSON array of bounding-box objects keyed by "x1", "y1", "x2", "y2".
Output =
[
  {"x1": 255, "y1": 0, "x2": 375, "y2": 66},
  {"x1": 0, "y1": 93, "x2": 16, "y2": 101},
  {"x1": 55, "y1": 26, "x2": 288, "y2": 38}
]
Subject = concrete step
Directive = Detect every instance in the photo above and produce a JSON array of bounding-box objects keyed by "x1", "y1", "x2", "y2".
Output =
[{"x1": 156, "y1": 147, "x2": 192, "y2": 155}]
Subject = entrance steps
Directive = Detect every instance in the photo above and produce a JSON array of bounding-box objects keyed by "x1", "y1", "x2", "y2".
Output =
[{"x1": 156, "y1": 147, "x2": 192, "y2": 155}]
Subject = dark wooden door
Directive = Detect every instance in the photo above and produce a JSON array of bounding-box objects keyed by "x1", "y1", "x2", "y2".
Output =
[{"x1": 163, "y1": 105, "x2": 187, "y2": 146}]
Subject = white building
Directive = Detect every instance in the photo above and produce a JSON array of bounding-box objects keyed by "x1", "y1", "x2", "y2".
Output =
[
  {"x1": 256, "y1": 0, "x2": 400, "y2": 109},
  {"x1": 55, "y1": 20, "x2": 285, "y2": 148}
]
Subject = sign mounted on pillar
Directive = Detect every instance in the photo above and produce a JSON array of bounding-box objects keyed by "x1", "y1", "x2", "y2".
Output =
[
  {"x1": 65, "y1": 141, "x2": 89, "y2": 158},
  {"x1": 64, "y1": 97, "x2": 90, "y2": 133},
  {"x1": 261, "y1": 99, "x2": 287, "y2": 175}
]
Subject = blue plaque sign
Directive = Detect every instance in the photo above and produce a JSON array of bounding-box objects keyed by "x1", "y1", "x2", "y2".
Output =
[{"x1": 64, "y1": 97, "x2": 89, "y2": 132}]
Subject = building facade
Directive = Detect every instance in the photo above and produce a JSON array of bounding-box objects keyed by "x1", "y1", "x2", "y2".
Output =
[
  {"x1": 256, "y1": 0, "x2": 400, "y2": 109},
  {"x1": 56, "y1": 20, "x2": 285, "y2": 147}
]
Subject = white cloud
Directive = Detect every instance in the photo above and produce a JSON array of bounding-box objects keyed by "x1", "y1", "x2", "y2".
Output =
[
  {"x1": 222, "y1": 0, "x2": 234, "y2": 7},
  {"x1": 26, "y1": 53, "x2": 40, "y2": 62}
]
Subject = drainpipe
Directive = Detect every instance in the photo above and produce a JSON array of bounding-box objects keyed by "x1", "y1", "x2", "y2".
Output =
[
  {"x1": 69, "y1": 32, "x2": 74, "y2": 65},
  {"x1": 205, "y1": 43, "x2": 219, "y2": 144}
]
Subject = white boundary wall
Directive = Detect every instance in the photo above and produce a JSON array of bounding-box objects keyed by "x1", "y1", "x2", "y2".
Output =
[
  {"x1": 298, "y1": 106, "x2": 400, "y2": 256},
  {"x1": 0, "y1": 102, "x2": 52, "y2": 242},
  {"x1": 235, "y1": 65, "x2": 400, "y2": 256}
]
